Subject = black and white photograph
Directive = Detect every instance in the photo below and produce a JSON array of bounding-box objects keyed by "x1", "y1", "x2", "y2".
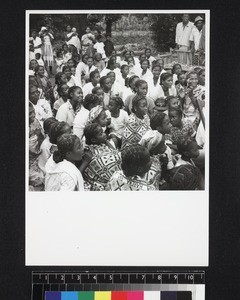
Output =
[{"x1": 27, "y1": 11, "x2": 208, "y2": 192}]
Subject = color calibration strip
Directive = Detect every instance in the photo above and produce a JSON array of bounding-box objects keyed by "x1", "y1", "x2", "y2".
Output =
[
  {"x1": 32, "y1": 272, "x2": 204, "y2": 300},
  {"x1": 45, "y1": 291, "x2": 192, "y2": 300}
]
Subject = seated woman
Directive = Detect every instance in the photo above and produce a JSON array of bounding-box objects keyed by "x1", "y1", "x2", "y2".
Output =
[
  {"x1": 159, "y1": 73, "x2": 177, "y2": 98},
  {"x1": 106, "y1": 144, "x2": 156, "y2": 191},
  {"x1": 83, "y1": 123, "x2": 122, "y2": 191},
  {"x1": 183, "y1": 71, "x2": 205, "y2": 128},
  {"x1": 29, "y1": 102, "x2": 45, "y2": 191},
  {"x1": 121, "y1": 95, "x2": 151, "y2": 150},
  {"x1": 124, "y1": 79, "x2": 155, "y2": 116},
  {"x1": 45, "y1": 134, "x2": 85, "y2": 191},
  {"x1": 169, "y1": 107, "x2": 196, "y2": 145},
  {"x1": 34, "y1": 65, "x2": 53, "y2": 101}
]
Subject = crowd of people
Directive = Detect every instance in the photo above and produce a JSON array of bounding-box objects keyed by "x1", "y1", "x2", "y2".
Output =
[{"x1": 28, "y1": 15, "x2": 206, "y2": 191}]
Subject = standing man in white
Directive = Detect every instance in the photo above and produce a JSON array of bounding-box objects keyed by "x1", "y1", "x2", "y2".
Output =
[{"x1": 175, "y1": 14, "x2": 194, "y2": 64}]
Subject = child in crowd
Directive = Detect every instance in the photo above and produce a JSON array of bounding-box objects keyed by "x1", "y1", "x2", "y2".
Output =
[
  {"x1": 175, "y1": 71, "x2": 187, "y2": 106},
  {"x1": 145, "y1": 48, "x2": 155, "y2": 69},
  {"x1": 29, "y1": 85, "x2": 52, "y2": 127},
  {"x1": 138, "y1": 59, "x2": 153, "y2": 88},
  {"x1": 83, "y1": 123, "x2": 122, "y2": 190},
  {"x1": 124, "y1": 79, "x2": 155, "y2": 115},
  {"x1": 38, "y1": 117, "x2": 58, "y2": 173},
  {"x1": 55, "y1": 50, "x2": 65, "y2": 73},
  {"x1": 29, "y1": 59, "x2": 39, "y2": 76},
  {"x1": 53, "y1": 72, "x2": 68, "y2": 101},
  {"x1": 116, "y1": 64, "x2": 129, "y2": 89},
  {"x1": 82, "y1": 69, "x2": 100, "y2": 98},
  {"x1": 172, "y1": 63, "x2": 182, "y2": 85},
  {"x1": 107, "y1": 71, "x2": 122, "y2": 98},
  {"x1": 111, "y1": 49, "x2": 121, "y2": 65},
  {"x1": 94, "y1": 52, "x2": 106, "y2": 73},
  {"x1": 73, "y1": 94, "x2": 100, "y2": 140},
  {"x1": 75, "y1": 54, "x2": 89, "y2": 85},
  {"x1": 84, "y1": 56, "x2": 97, "y2": 82},
  {"x1": 93, "y1": 35, "x2": 106, "y2": 60},
  {"x1": 148, "y1": 64, "x2": 162, "y2": 101},
  {"x1": 62, "y1": 66, "x2": 75, "y2": 87},
  {"x1": 92, "y1": 86, "x2": 104, "y2": 105},
  {"x1": 106, "y1": 96, "x2": 129, "y2": 147},
  {"x1": 35, "y1": 53, "x2": 45, "y2": 67},
  {"x1": 121, "y1": 95, "x2": 151, "y2": 150},
  {"x1": 106, "y1": 144, "x2": 155, "y2": 191},
  {"x1": 99, "y1": 75, "x2": 112, "y2": 108},
  {"x1": 67, "y1": 58, "x2": 76, "y2": 69},
  {"x1": 154, "y1": 97, "x2": 168, "y2": 114},
  {"x1": 166, "y1": 96, "x2": 181, "y2": 112},
  {"x1": 53, "y1": 84, "x2": 69, "y2": 114},
  {"x1": 34, "y1": 65, "x2": 53, "y2": 101},
  {"x1": 62, "y1": 44, "x2": 72, "y2": 65},
  {"x1": 169, "y1": 108, "x2": 196, "y2": 145},
  {"x1": 56, "y1": 86, "x2": 83, "y2": 127},
  {"x1": 45, "y1": 134, "x2": 85, "y2": 191},
  {"x1": 70, "y1": 66, "x2": 82, "y2": 87}
]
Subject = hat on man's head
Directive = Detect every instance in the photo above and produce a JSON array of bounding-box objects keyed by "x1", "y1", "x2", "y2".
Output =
[
  {"x1": 41, "y1": 26, "x2": 47, "y2": 31},
  {"x1": 194, "y1": 16, "x2": 204, "y2": 24}
]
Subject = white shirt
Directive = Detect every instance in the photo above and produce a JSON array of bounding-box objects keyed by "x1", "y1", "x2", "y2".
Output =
[
  {"x1": 33, "y1": 36, "x2": 42, "y2": 54},
  {"x1": 106, "y1": 109, "x2": 129, "y2": 138},
  {"x1": 31, "y1": 98, "x2": 52, "y2": 127},
  {"x1": 82, "y1": 82, "x2": 99, "y2": 98},
  {"x1": 189, "y1": 26, "x2": 203, "y2": 51},
  {"x1": 56, "y1": 100, "x2": 77, "y2": 127},
  {"x1": 175, "y1": 21, "x2": 194, "y2": 47},
  {"x1": 76, "y1": 61, "x2": 88, "y2": 82},
  {"x1": 93, "y1": 42, "x2": 106, "y2": 59},
  {"x1": 73, "y1": 106, "x2": 90, "y2": 140},
  {"x1": 38, "y1": 136, "x2": 52, "y2": 173}
]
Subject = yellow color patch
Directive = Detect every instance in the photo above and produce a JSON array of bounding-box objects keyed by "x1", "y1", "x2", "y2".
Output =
[{"x1": 94, "y1": 291, "x2": 111, "y2": 300}]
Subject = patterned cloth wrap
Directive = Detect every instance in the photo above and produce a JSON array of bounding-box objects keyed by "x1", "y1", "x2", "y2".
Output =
[
  {"x1": 83, "y1": 144, "x2": 122, "y2": 191},
  {"x1": 87, "y1": 105, "x2": 104, "y2": 124},
  {"x1": 121, "y1": 114, "x2": 151, "y2": 151},
  {"x1": 106, "y1": 170, "x2": 156, "y2": 191}
]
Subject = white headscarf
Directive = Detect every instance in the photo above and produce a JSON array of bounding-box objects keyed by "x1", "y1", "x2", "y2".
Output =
[{"x1": 139, "y1": 130, "x2": 163, "y2": 151}]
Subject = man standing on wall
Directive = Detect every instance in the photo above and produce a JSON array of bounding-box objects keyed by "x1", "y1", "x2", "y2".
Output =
[{"x1": 175, "y1": 14, "x2": 194, "y2": 64}]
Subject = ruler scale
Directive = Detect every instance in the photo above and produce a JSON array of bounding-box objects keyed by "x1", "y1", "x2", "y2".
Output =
[{"x1": 32, "y1": 271, "x2": 205, "y2": 300}]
